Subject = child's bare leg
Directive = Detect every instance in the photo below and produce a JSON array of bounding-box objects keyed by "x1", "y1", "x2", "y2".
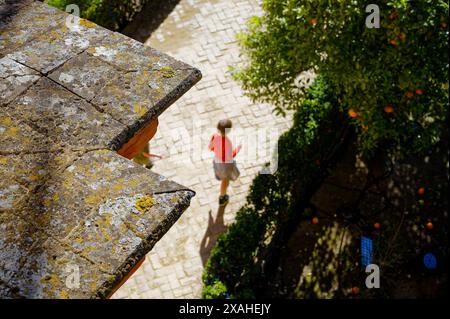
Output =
[
  {"x1": 220, "y1": 179, "x2": 229, "y2": 196},
  {"x1": 133, "y1": 143, "x2": 151, "y2": 167}
]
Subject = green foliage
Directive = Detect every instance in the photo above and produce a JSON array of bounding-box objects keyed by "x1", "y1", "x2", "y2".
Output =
[
  {"x1": 47, "y1": 0, "x2": 148, "y2": 30},
  {"x1": 202, "y1": 78, "x2": 342, "y2": 298},
  {"x1": 202, "y1": 205, "x2": 266, "y2": 299},
  {"x1": 232, "y1": 0, "x2": 449, "y2": 155},
  {"x1": 202, "y1": 280, "x2": 228, "y2": 299},
  {"x1": 276, "y1": 77, "x2": 338, "y2": 183}
]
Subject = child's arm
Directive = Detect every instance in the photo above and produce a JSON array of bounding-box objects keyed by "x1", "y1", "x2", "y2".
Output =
[
  {"x1": 232, "y1": 145, "x2": 242, "y2": 158},
  {"x1": 143, "y1": 152, "x2": 163, "y2": 159},
  {"x1": 209, "y1": 135, "x2": 215, "y2": 151}
]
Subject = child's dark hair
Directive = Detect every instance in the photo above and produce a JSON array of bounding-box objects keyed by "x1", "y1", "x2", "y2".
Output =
[{"x1": 217, "y1": 119, "x2": 232, "y2": 134}]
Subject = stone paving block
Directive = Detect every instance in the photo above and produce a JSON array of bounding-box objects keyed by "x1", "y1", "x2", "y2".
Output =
[
  {"x1": 5, "y1": 77, "x2": 126, "y2": 150},
  {"x1": 162, "y1": 291, "x2": 173, "y2": 298},
  {"x1": 150, "y1": 255, "x2": 162, "y2": 269},
  {"x1": 160, "y1": 283, "x2": 171, "y2": 292},
  {"x1": 48, "y1": 51, "x2": 120, "y2": 102},
  {"x1": 173, "y1": 287, "x2": 184, "y2": 297},
  {"x1": 0, "y1": 57, "x2": 40, "y2": 106}
]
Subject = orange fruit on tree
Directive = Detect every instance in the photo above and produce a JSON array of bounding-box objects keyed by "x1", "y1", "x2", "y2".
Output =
[
  {"x1": 389, "y1": 10, "x2": 398, "y2": 20},
  {"x1": 415, "y1": 89, "x2": 424, "y2": 95},
  {"x1": 348, "y1": 109, "x2": 358, "y2": 118},
  {"x1": 374, "y1": 222, "x2": 381, "y2": 230},
  {"x1": 417, "y1": 187, "x2": 425, "y2": 195},
  {"x1": 309, "y1": 18, "x2": 318, "y2": 26},
  {"x1": 384, "y1": 105, "x2": 394, "y2": 113},
  {"x1": 351, "y1": 287, "x2": 360, "y2": 295},
  {"x1": 405, "y1": 91, "x2": 415, "y2": 99},
  {"x1": 390, "y1": 39, "x2": 398, "y2": 46},
  {"x1": 426, "y1": 222, "x2": 433, "y2": 230},
  {"x1": 312, "y1": 217, "x2": 319, "y2": 225}
]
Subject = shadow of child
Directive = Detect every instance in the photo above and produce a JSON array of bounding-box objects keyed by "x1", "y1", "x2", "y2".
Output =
[{"x1": 199, "y1": 206, "x2": 228, "y2": 266}]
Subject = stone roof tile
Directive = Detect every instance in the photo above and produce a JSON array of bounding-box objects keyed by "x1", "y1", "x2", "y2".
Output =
[
  {"x1": 4, "y1": 77, "x2": 125, "y2": 150},
  {"x1": 0, "y1": 57, "x2": 40, "y2": 106},
  {"x1": 0, "y1": 0, "x2": 67, "y2": 57}
]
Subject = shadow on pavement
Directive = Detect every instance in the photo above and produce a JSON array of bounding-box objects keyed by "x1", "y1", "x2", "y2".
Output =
[
  {"x1": 121, "y1": 0, "x2": 182, "y2": 43},
  {"x1": 199, "y1": 204, "x2": 228, "y2": 266}
]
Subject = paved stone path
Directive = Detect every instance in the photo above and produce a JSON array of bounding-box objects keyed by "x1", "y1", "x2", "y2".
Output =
[{"x1": 112, "y1": 0, "x2": 293, "y2": 299}]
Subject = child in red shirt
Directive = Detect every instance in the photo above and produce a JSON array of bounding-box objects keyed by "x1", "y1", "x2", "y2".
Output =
[{"x1": 209, "y1": 119, "x2": 241, "y2": 206}]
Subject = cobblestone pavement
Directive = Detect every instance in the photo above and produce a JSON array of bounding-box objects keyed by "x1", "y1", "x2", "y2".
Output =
[{"x1": 112, "y1": 0, "x2": 293, "y2": 299}]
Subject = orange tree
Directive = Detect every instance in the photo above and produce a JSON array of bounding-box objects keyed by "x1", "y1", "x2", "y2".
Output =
[
  {"x1": 203, "y1": 0, "x2": 448, "y2": 299},
  {"x1": 232, "y1": 0, "x2": 448, "y2": 156}
]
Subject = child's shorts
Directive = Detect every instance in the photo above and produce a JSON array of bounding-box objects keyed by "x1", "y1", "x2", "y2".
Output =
[{"x1": 213, "y1": 160, "x2": 240, "y2": 181}]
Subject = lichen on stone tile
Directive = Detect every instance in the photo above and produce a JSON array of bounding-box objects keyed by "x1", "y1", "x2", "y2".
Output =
[
  {"x1": 0, "y1": 212, "x2": 45, "y2": 285},
  {"x1": 5, "y1": 77, "x2": 126, "y2": 150},
  {"x1": 5, "y1": 14, "x2": 112, "y2": 73},
  {"x1": 48, "y1": 51, "x2": 120, "y2": 102},
  {"x1": 0, "y1": 1, "x2": 67, "y2": 58},
  {"x1": 7, "y1": 238, "x2": 115, "y2": 298},
  {"x1": 0, "y1": 113, "x2": 57, "y2": 154},
  {"x1": 64, "y1": 190, "x2": 194, "y2": 279},
  {"x1": 0, "y1": 57, "x2": 40, "y2": 105},
  {"x1": 0, "y1": 178, "x2": 27, "y2": 211}
]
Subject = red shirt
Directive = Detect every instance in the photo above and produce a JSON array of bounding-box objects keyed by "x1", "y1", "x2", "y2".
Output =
[{"x1": 209, "y1": 133, "x2": 239, "y2": 163}]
